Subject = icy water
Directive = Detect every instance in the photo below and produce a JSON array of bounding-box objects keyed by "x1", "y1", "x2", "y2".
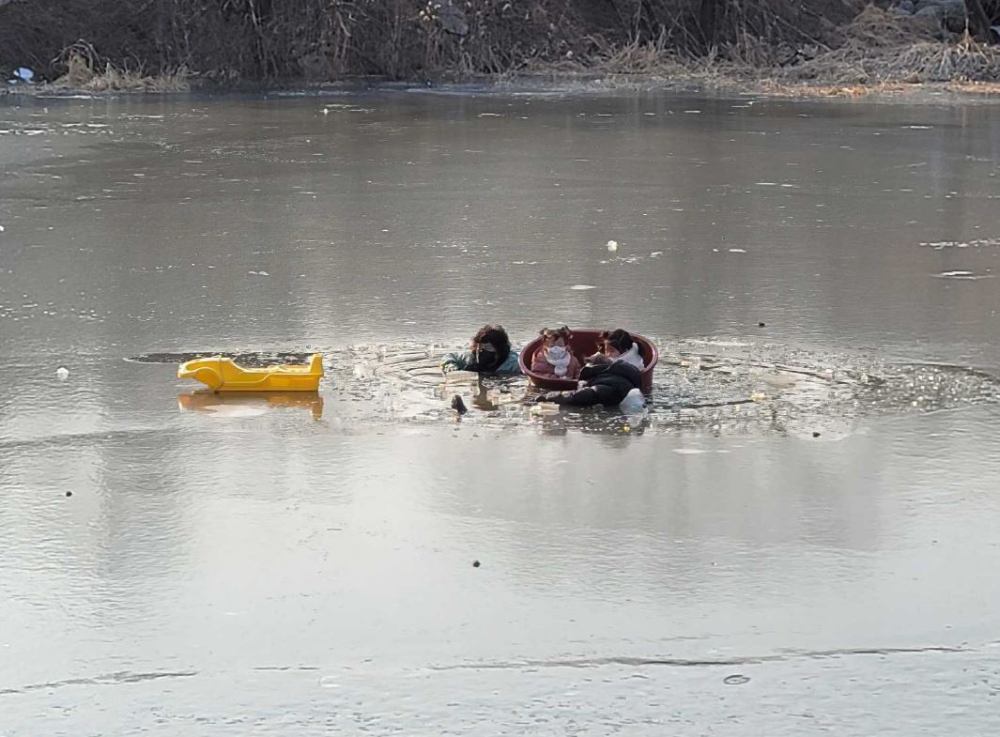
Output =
[{"x1": 3, "y1": 88, "x2": 1000, "y2": 735}]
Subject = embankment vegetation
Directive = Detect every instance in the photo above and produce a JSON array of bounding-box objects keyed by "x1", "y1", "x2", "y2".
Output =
[{"x1": 2, "y1": 1, "x2": 1000, "y2": 92}]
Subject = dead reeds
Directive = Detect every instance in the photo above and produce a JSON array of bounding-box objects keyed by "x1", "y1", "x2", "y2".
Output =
[
  {"x1": 46, "y1": 42, "x2": 190, "y2": 92},
  {"x1": 3, "y1": 1, "x2": 1000, "y2": 96}
]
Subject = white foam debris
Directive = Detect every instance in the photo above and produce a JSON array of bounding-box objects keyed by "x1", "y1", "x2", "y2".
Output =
[
  {"x1": 922, "y1": 238, "x2": 1000, "y2": 250},
  {"x1": 933, "y1": 271, "x2": 994, "y2": 280}
]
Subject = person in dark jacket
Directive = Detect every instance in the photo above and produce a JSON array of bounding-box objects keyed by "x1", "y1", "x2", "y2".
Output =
[{"x1": 537, "y1": 329, "x2": 643, "y2": 408}]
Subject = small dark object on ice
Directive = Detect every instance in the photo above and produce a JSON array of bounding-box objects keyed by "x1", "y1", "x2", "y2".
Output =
[
  {"x1": 472, "y1": 560, "x2": 481, "y2": 568},
  {"x1": 451, "y1": 395, "x2": 468, "y2": 414},
  {"x1": 812, "y1": 431, "x2": 821, "y2": 438},
  {"x1": 724, "y1": 674, "x2": 750, "y2": 685},
  {"x1": 758, "y1": 322, "x2": 766, "y2": 328},
  {"x1": 65, "y1": 491, "x2": 73, "y2": 497}
]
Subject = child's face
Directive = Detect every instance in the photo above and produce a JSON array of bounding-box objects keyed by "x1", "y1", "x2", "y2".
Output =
[{"x1": 545, "y1": 335, "x2": 566, "y2": 349}]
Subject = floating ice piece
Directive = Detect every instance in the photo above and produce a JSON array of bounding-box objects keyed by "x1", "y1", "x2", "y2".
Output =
[
  {"x1": 570, "y1": 284, "x2": 596, "y2": 291},
  {"x1": 606, "y1": 240, "x2": 618, "y2": 252},
  {"x1": 56, "y1": 366, "x2": 69, "y2": 380},
  {"x1": 933, "y1": 270, "x2": 994, "y2": 280}
]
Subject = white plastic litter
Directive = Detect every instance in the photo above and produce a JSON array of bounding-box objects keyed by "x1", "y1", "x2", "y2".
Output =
[
  {"x1": 606, "y1": 240, "x2": 619, "y2": 252},
  {"x1": 56, "y1": 366, "x2": 69, "y2": 380},
  {"x1": 619, "y1": 388, "x2": 645, "y2": 413}
]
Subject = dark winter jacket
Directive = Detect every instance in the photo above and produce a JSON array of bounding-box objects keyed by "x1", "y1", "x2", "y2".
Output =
[
  {"x1": 542, "y1": 359, "x2": 642, "y2": 407},
  {"x1": 579, "y1": 360, "x2": 641, "y2": 394}
]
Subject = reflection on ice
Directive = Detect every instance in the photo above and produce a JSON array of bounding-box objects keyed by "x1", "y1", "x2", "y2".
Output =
[{"x1": 177, "y1": 390, "x2": 324, "y2": 420}]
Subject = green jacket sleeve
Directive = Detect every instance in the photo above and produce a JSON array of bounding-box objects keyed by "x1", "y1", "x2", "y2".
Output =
[
  {"x1": 495, "y1": 350, "x2": 522, "y2": 375},
  {"x1": 441, "y1": 350, "x2": 521, "y2": 374},
  {"x1": 441, "y1": 351, "x2": 475, "y2": 372}
]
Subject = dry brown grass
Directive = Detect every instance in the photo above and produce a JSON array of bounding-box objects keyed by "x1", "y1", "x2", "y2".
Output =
[
  {"x1": 48, "y1": 44, "x2": 190, "y2": 92},
  {"x1": 524, "y1": 6, "x2": 1000, "y2": 99},
  {"x1": 756, "y1": 79, "x2": 911, "y2": 97},
  {"x1": 784, "y1": 7, "x2": 1000, "y2": 85},
  {"x1": 79, "y1": 64, "x2": 191, "y2": 92},
  {"x1": 945, "y1": 80, "x2": 1000, "y2": 94}
]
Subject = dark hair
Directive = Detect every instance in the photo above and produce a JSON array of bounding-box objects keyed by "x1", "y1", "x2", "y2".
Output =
[
  {"x1": 601, "y1": 329, "x2": 641, "y2": 358},
  {"x1": 539, "y1": 325, "x2": 572, "y2": 343},
  {"x1": 471, "y1": 324, "x2": 511, "y2": 371},
  {"x1": 472, "y1": 324, "x2": 510, "y2": 353}
]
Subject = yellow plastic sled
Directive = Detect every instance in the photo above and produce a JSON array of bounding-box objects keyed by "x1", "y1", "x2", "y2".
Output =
[{"x1": 177, "y1": 354, "x2": 323, "y2": 392}]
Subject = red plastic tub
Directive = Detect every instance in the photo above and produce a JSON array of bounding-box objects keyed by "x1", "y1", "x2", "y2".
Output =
[{"x1": 518, "y1": 329, "x2": 658, "y2": 393}]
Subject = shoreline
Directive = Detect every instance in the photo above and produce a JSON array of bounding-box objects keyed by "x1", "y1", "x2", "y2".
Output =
[{"x1": 6, "y1": 71, "x2": 1000, "y2": 104}]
